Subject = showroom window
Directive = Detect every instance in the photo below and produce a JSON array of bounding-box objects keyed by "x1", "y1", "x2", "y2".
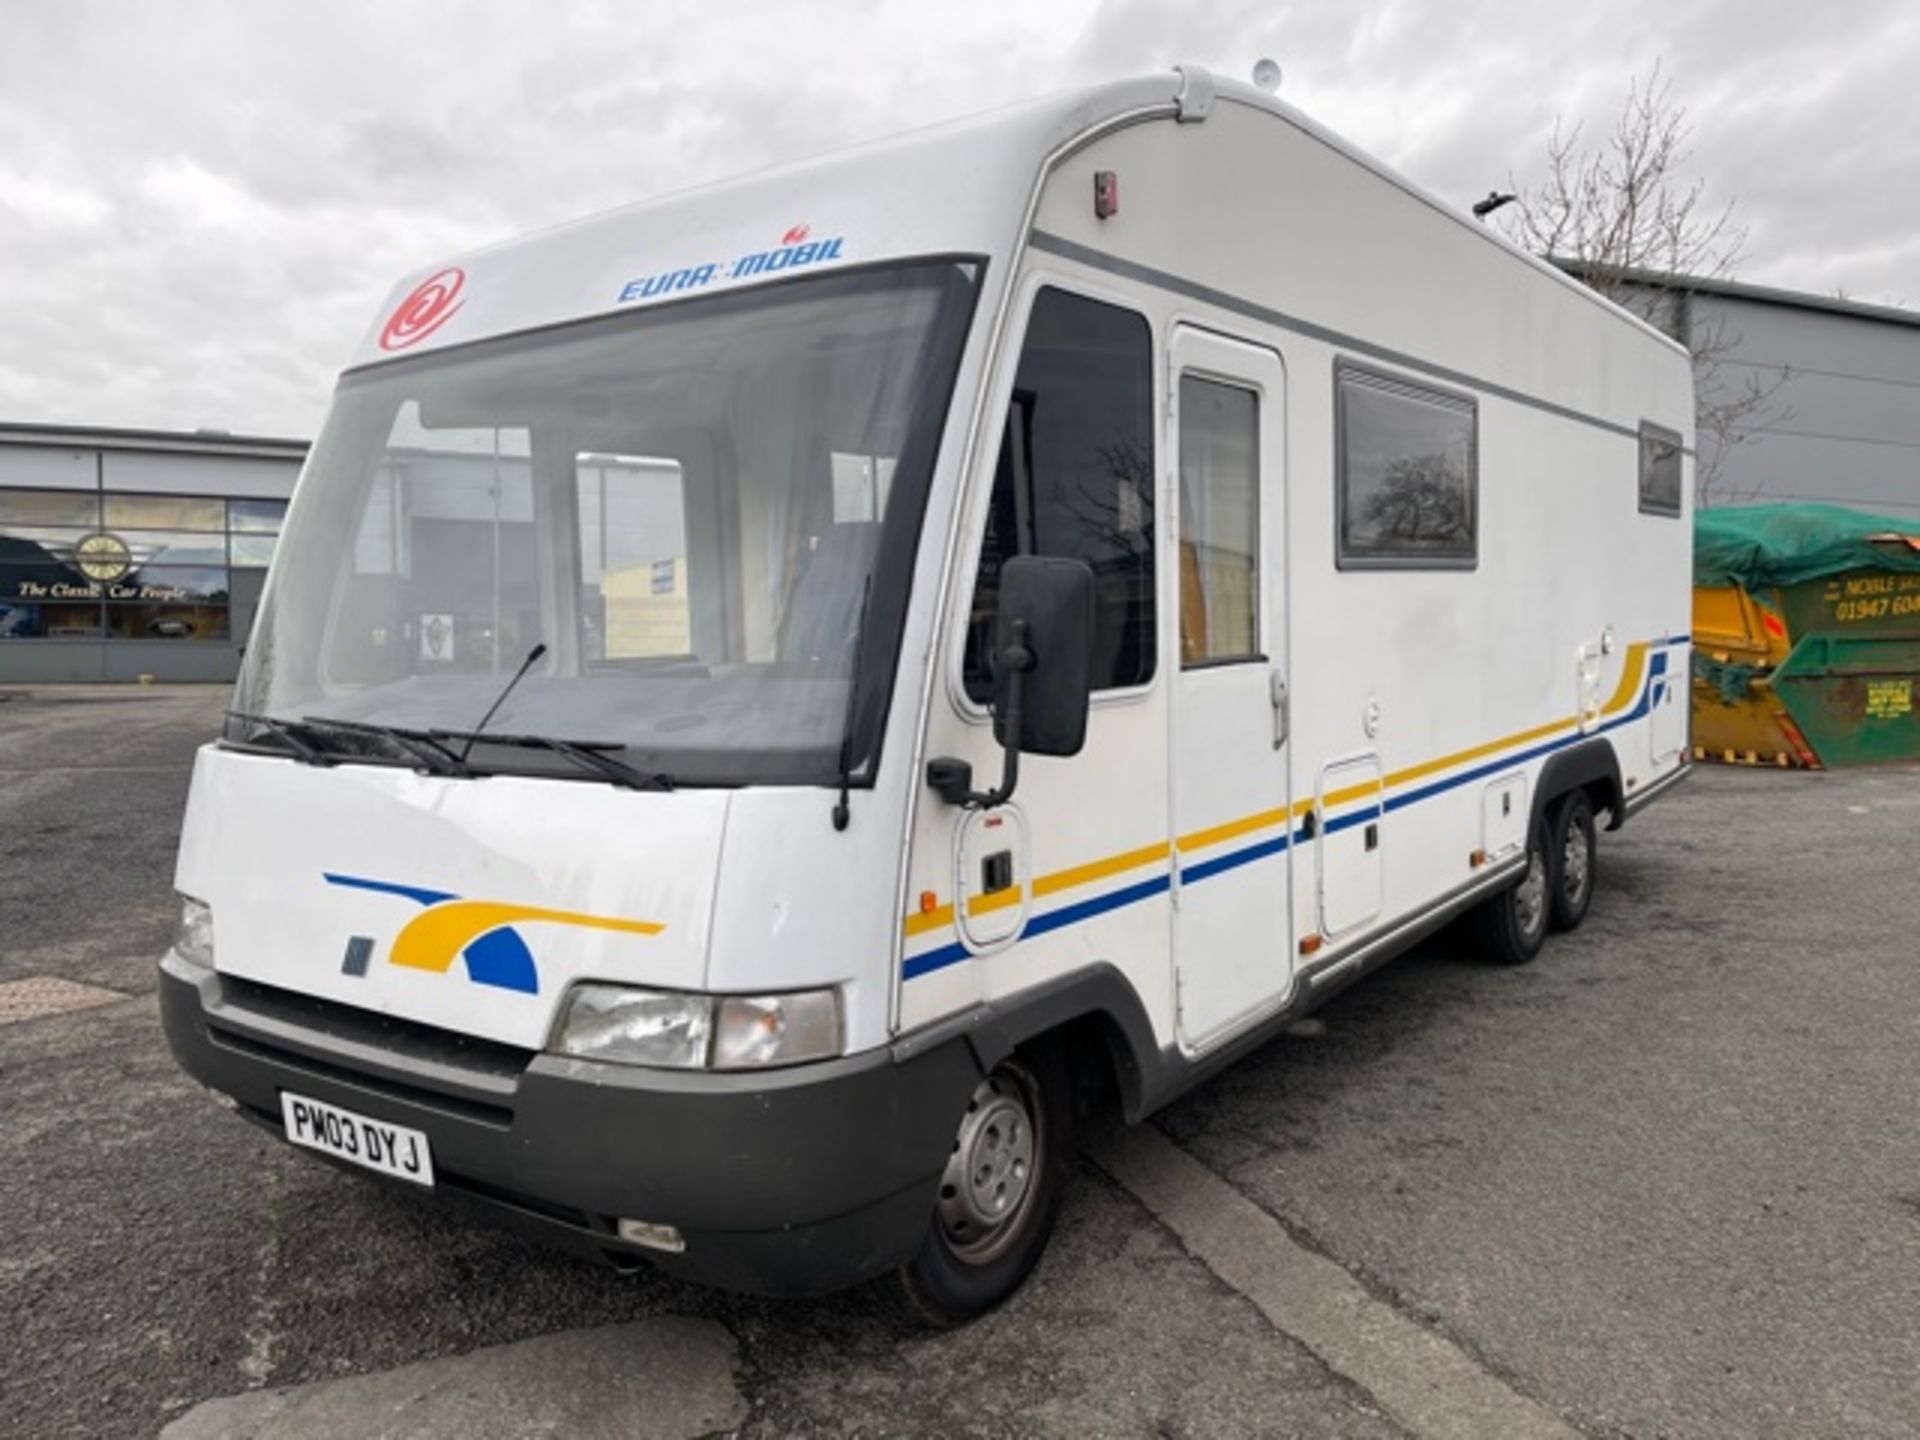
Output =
[{"x1": 0, "y1": 487, "x2": 286, "y2": 642}]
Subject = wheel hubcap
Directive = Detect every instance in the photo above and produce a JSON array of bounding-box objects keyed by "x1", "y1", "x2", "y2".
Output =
[
  {"x1": 937, "y1": 1070, "x2": 1040, "y2": 1263},
  {"x1": 1515, "y1": 846, "x2": 1547, "y2": 937},
  {"x1": 1561, "y1": 825, "x2": 1591, "y2": 904}
]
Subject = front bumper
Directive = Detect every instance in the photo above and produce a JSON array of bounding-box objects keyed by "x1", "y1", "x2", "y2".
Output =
[{"x1": 158, "y1": 953, "x2": 983, "y2": 1295}]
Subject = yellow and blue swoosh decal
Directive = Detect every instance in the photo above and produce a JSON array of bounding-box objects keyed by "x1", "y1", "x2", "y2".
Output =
[
  {"x1": 325, "y1": 874, "x2": 663, "y2": 995},
  {"x1": 903, "y1": 638, "x2": 1681, "y2": 979}
]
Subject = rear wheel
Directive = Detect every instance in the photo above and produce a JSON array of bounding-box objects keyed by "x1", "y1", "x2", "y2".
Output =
[
  {"x1": 1475, "y1": 815, "x2": 1551, "y2": 964},
  {"x1": 1548, "y1": 790, "x2": 1597, "y2": 931},
  {"x1": 892, "y1": 1047, "x2": 1074, "y2": 1327}
]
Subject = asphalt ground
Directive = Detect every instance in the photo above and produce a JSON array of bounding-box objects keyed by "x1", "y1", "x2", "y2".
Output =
[{"x1": 2, "y1": 684, "x2": 1916, "y2": 1438}]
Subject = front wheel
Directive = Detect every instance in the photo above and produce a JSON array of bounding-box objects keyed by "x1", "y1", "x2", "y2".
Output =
[
  {"x1": 1474, "y1": 815, "x2": 1552, "y2": 965},
  {"x1": 892, "y1": 1047, "x2": 1074, "y2": 1326}
]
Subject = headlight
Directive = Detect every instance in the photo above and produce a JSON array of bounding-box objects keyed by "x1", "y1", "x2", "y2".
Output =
[
  {"x1": 174, "y1": 895, "x2": 215, "y2": 969},
  {"x1": 553, "y1": 985, "x2": 711, "y2": 1069},
  {"x1": 551, "y1": 984, "x2": 841, "y2": 1070},
  {"x1": 711, "y1": 991, "x2": 841, "y2": 1070}
]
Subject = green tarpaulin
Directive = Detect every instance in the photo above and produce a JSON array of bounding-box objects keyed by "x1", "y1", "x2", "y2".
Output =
[{"x1": 1694, "y1": 502, "x2": 1920, "y2": 590}]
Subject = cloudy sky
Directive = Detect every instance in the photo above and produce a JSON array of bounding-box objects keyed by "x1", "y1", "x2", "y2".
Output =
[{"x1": 2, "y1": 0, "x2": 1915, "y2": 438}]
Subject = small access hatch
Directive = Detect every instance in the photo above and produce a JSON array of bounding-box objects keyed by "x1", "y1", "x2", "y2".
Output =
[
  {"x1": 1315, "y1": 754, "x2": 1384, "y2": 938},
  {"x1": 955, "y1": 806, "x2": 1029, "y2": 948},
  {"x1": 1482, "y1": 772, "x2": 1528, "y2": 863}
]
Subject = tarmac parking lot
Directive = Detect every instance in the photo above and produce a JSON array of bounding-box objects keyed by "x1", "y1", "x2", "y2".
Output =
[{"x1": 3, "y1": 684, "x2": 1917, "y2": 1439}]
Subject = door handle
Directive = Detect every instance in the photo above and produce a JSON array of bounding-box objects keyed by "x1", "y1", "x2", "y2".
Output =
[{"x1": 1269, "y1": 668, "x2": 1289, "y2": 750}]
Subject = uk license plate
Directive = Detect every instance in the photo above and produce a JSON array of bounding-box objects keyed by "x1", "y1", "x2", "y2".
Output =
[{"x1": 280, "y1": 1091, "x2": 435, "y2": 1187}]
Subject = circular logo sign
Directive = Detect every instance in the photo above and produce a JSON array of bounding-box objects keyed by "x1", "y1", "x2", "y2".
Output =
[
  {"x1": 379, "y1": 267, "x2": 466, "y2": 352},
  {"x1": 73, "y1": 532, "x2": 133, "y2": 583}
]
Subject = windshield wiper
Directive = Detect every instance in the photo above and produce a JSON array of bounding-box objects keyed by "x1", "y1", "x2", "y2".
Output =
[
  {"x1": 226, "y1": 710, "x2": 335, "y2": 766},
  {"x1": 229, "y1": 709, "x2": 662, "y2": 789},
  {"x1": 429, "y1": 730, "x2": 673, "y2": 792},
  {"x1": 832, "y1": 574, "x2": 874, "y2": 832},
  {"x1": 231, "y1": 710, "x2": 472, "y2": 777},
  {"x1": 296, "y1": 717, "x2": 471, "y2": 778}
]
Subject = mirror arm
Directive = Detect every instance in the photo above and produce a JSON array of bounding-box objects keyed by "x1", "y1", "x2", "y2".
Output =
[
  {"x1": 927, "y1": 620, "x2": 1032, "y2": 810},
  {"x1": 976, "y1": 658, "x2": 1025, "y2": 807}
]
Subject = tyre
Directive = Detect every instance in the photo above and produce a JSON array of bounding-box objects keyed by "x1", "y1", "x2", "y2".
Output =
[
  {"x1": 1548, "y1": 790, "x2": 1597, "y2": 932},
  {"x1": 1474, "y1": 814, "x2": 1551, "y2": 965},
  {"x1": 892, "y1": 1046, "x2": 1075, "y2": 1326}
]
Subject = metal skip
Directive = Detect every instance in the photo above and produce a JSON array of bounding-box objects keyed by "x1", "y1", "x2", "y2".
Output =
[
  {"x1": 1769, "y1": 572, "x2": 1920, "y2": 767},
  {"x1": 1692, "y1": 504, "x2": 1920, "y2": 768}
]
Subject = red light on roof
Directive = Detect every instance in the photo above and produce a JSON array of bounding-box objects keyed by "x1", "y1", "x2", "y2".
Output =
[{"x1": 1093, "y1": 170, "x2": 1119, "y2": 220}]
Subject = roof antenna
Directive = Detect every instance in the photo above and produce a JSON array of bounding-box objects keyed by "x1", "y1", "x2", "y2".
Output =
[
  {"x1": 1473, "y1": 191, "x2": 1518, "y2": 221},
  {"x1": 1252, "y1": 58, "x2": 1282, "y2": 93}
]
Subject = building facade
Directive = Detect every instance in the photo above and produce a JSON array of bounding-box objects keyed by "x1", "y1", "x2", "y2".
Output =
[
  {"x1": 0, "y1": 424, "x2": 306, "y2": 682},
  {"x1": 1594, "y1": 271, "x2": 1920, "y2": 516}
]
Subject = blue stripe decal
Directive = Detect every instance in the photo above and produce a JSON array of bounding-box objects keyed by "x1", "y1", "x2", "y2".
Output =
[
  {"x1": 903, "y1": 943, "x2": 971, "y2": 980},
  {"x1": 1386, "y1": 650, "x2": 1669, "y2": 818},
  {"x1": 903, "y1": 645, "x2": 1675, "y2": 980},
  {"x1": 324, "y1": 873, "x2": 455, "y2": 907},
  {"x1": 903, "y1": 872, "x2": 1174, "y2": 981},
  {"x1": 1179, "y1": 832, "x2": 1290, "y2": 884},
  {"x1": 1026, "y1": 872, "x2": 1172, "y2": 940}
]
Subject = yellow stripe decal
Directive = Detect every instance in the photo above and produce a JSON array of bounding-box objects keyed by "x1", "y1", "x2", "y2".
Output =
[
  {"x1": 904, "y1": 902, "x2": 956, "y2": 938},
  {"x1": 904, "y1": 639, "x2": 1661, "y2": 938},
  {"x1": 1600, "y1": 641, "x2": 1650, "y2": 717},
  {"x1": 1033, "y1": 839, "x2": 1171, "y2": 898},
  {"x1": 970, "y1": 887, "x2": 1023, "y2": 918},
  {"x1": 391, "y1": 901, "x2": 664, "y2": 973},
  {"x1": 1176, "y1": 807, "x2": 1290, "y2": 853},
  {"x1": 1382, "y1": 717, "x2": 1571, "y2": 791}
]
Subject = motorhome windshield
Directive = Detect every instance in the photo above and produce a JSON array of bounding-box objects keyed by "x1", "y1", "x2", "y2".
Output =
[{"x1": 232, "y1": 260, "x2": 979, "y2": 787}]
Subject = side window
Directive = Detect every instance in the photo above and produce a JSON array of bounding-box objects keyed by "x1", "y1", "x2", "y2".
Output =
[
  {"x1": 830, "y1": 452, "x2": 895, "y2": 523},
  {"x1": 963, "y1": 288, "x2": 1155, "y2": 703},
  {"x1": 331, "y1": 408, "x2": 540, "y2": 678},
  {"x1": 1178, "y1": 375, "x2": 1260, "y2": 665},
  {"x1": 1335, "y1": 362, "x2": 1477, "y2": 570},
  {"x1": 575, "y1": 452, "x2": 690, "y2": 663},
  {"x1": 1639, "y1": 422, "x2": 1683, "y2": 517}
]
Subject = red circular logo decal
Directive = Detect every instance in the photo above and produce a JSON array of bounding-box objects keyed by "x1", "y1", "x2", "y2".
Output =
[
  {"x1": 379, "y1": 267, "x2": 466, "y2": 351},
  {"x1": 781, "y1": 224, "x2": 811, "y2": 246}
]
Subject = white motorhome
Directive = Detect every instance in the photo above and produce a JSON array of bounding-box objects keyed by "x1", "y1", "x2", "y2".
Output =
[{"x1": 162, "y1": 67, "x2": 1693, "y2": 1322}]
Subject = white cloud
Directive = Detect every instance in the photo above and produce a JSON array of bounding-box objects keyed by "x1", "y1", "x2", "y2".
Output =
[
  {"x1": 0, "y1": 168, "x2": 111, "y2": 231},
  {"x1": 0, "y1": 0, "x2": 1913, "y2": 435}
]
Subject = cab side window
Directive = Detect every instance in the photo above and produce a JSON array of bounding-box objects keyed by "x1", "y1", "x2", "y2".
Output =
[{"x1": 963, "y1": 288, "x2": 1155, "y2": 703}]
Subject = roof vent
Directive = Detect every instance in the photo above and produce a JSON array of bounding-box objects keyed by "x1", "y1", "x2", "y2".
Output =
[{"x1": 1173, "y1": 64, "x2": 1215, "y2": 122}]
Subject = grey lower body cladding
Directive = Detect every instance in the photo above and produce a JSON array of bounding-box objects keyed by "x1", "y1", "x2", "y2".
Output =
[{"x1": 157, "y1": 953, "x2": 982, "y2": 1295}]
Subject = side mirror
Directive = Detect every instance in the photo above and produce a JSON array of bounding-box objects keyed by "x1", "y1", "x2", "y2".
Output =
[
  {"x1": 928, "y1": 554, "x2": 1095, "y2": 809},
  {"x1": 992, "y1": 554, "x2": 1094, "y2": 757}
]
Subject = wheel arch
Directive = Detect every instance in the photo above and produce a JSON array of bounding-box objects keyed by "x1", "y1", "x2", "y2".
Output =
[
  {"x1": 1534, "y1": 737, "x2": 1626, "y2": 833},
  {"x1": 952, "y1": 964, "x2": 1160, "y2": 1124}
]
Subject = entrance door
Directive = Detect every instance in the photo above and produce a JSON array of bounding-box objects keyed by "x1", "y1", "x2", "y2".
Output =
[{"x1": 1170, "y1": 327, "x2": 1292, "y2": 1047}]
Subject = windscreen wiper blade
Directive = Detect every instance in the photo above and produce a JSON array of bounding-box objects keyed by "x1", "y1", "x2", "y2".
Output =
[
  {"x1": 296, "y1": 716, "x2": 472, "y2": 778},
  {"x1": 429, "y1": 729, "x2": 673, "y2": 792},
  {"x1": 225, "y1": 710, "x2": 335, "y2": 767}
]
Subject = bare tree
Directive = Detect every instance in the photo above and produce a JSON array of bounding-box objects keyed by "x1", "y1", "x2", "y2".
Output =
[
  {"x1": 1496, "y1": 64, "x2": 1791, "y2": 504},
  {"x1": 1362, "y1": 455, "x2": 1471, "y2": 546}
]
